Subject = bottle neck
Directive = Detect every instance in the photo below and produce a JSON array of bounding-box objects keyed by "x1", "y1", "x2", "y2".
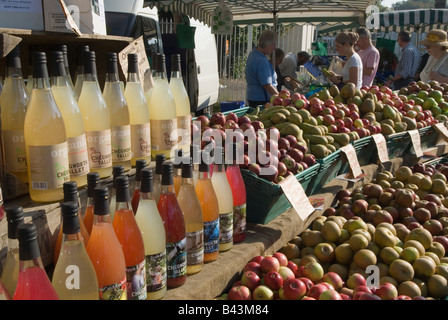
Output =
[
  {"x1": 139, "y1": 190, "x2": 155, "y2": 202},
  {"x1": 62, "y1": 232, "x2": 83, "y2": 243},
  {"x1": 32, "y1": 75, "x2": 51, "y2": 90},
  {"x1": 170, "y1": 70, "x2": 182, "y2": 79},
  {"x1": 127, "y1": 72, "x2": 140, "y2": 83},
  {"x1": 181, "y1": 176, "x2": 195, "y2": 186},
  {"x1": 105, "y1": 71, "x2": 120, "y2": 83},
  {"x1": 160, "y1": 184, "x2": 176, "y2": 195},
  {"x1": 86, "y1": 196, "x2": 94, "y2": 207},
  {"x1": 6, "y1": 66, "x2": 24, "y2": 79},
  {"x1": 198, "y1": 170, "x2": 211, "y2": 180},
  {"x1": 213, "y1": 163, "x2": 226, "y2": 173},
  {"x1": 50, "y1": 75, "x2": 71, "y2": 88},
  {"x1": 19, "y1": 257, "x2": 45, "y2": 273},
  {"x1": 93, "y1": 213, "x2": 112, "y2": 225}
]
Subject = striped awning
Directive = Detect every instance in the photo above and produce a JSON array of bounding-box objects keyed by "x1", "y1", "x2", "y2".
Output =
[
  {"x1": 144, "y1": 0, "x2": 376, "y2": 27},
  {"x1": 371, "y1": 8, "x2": 448, "y2": 32}
]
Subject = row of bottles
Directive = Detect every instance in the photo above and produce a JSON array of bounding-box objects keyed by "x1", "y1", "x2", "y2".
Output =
[
  {"x1": 0, "y1": 44, "x2": 191, "y2": 203},
  {"x1": 0, "y1": 142, "x2": 247, "y2": 300}
]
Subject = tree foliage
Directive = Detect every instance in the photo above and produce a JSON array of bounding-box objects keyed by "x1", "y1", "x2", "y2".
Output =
[{"x1": 391, "y1": 0, "x2": 445, "y2": 10}]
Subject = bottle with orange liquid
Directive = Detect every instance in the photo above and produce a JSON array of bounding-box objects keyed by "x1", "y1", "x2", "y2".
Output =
[
  {"x1": 131, "y1": 159, "x2": 147, "y2": 214},
  {"x1": 86, "y1": 187, "x2": 127, "y2": 300},
  {"x1": 112, "y1": 175, "x2": 147, "y2": 300},
  {"x1": 157, "y1": 162, "x2": 187, "y2": 288},
  {"x1": 54, "y1": 181, "x2": 90, "y2": 265},
  {"x1": 83, "y1": 172, "x2": 100, "y2": 235},
  {"x1": 13, "y1": 223, "x2": 59, "y2": 300},
  {"x1": 109, "y1": 165, "x2": 125, "y2": 221},
  {"x1": 173, "y1": 149, "x2": 183, "y2": 196},
  {"x1": 195, "y1": 151, "x2": 219, "y2": 263}
]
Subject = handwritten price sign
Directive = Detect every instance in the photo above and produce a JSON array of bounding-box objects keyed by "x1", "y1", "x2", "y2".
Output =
[
  {"x1": 408, "y1": 129, "x2": 423, "y2": 158},
  {"x1": 279, "y1": 175, "x2": 315, "y2": 221},
  {"x1": 372, "y1": 134, "x2": 389, "y2": 163},
  {"x1": 340, "y1": 144, "x2": 363, "y2": 179},
  {"x1": 433, "y1": 123, "x2": 448, "y2": 142}
]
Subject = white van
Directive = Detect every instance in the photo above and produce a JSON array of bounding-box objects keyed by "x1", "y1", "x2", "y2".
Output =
[{"x1": 103, "y1": 0, "x2": 219, "y2": 114}]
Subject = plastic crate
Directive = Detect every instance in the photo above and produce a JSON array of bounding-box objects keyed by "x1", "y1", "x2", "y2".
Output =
[
  {"x1": 385, "y1": 132, "x2": 411, "y2": 158},
  {"x1": 419, "y1": 126, "x2": 439, "y2": 150},
  {"x1": 220, "y1": 101, "x2": 245, "y2": 113},
  {"x1": 221, "y1": 106, "x2": 250, "y2": 117},
  {"x1": 307, "y1": 150, "x2": 342, "y2": 195},
  {"x1": 241, "y1": 163, "x2": 320, "y2": 225}
]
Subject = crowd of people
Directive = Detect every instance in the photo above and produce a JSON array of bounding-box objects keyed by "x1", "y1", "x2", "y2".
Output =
[{"x1": 245, "y1": 27, "x2": 448, "y2": 107}]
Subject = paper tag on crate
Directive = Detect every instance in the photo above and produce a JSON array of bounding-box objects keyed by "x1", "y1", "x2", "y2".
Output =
[
  {"x1": 340, "y1": 144, "x2": 363, "y2": 179},
  {"x1": 279, "y1": 175, "x2": 314, "y2": 221},
  {"x1": 372, "y1": 133, "x2": 389, "y2": 163},
  {"x1": 408, "y1": 129, "x2": 423, "y2": 157},
  {"x1": 433, "y1": 123, "x2": 448, "y2": 142}
]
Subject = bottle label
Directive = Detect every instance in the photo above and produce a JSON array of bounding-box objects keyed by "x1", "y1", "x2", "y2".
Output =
[
  {"x1": 145, "y1": 250, "x2": 167, "y2": 293},
  {"x1": 28, "y1": 142, "x2": 70, "y2": 190},
  {"x1": 219, "y1": 212, "x2": 233, "y2": 244},
  {"x1": 186, "y1": 230, "x2": 204, "y2": 266},
  {"x1": 177, "y1": 115, "x2": 191, "y2": 146},
  {"x1": 99, "y1": 276, "x2": 127, "y2": 300},
  {"x1": 234, "y1": 204, "x2": 247, "y2": 235},
  {"x1": 166, "y1": 238, "x2": 187, "y2": 279},
  {"x1": 2, "y1": 130, "x2": 27, "y2": 173},
  {"x1": 204, "y1": 219, "x2": 220, "y2": 254},
  {"x1": 130, "y1": 123, "x2": 151, "y2": 158},
  {"x1": 67, "y1": 134, "x2": 89, "y2": 177},
  {"x1": 111, "y1": 125, "x2": 132, "y2": 162},
  {"x1": 150, "y1": 118, "x2": 178, "y2": 151},
  {"x1": 85, "y1": 130, "x2": 112, "y2": 169},
  {"x1": 126, "y1": 259, "x2": 147, "y2": 300}
]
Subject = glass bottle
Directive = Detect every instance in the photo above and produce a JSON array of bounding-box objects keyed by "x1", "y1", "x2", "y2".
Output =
[
  {"x1": 74, "y1": 45, "x2": 89, "y2": 99},
  {"x1": 83, "y1": 172, "x2": 100, "y2": 235},
  {"x1": 77, "y1": 50, "x2": 112, "y2": 179},
  {"x1": 173, "y1": 149, "x2": 183, "y2": 196},
  {"x1": 211, "y1": 146, "x2": 233, "y2": 252},
  {"x1": 0, "y1": 46, "x2": 29, "y2": 184},
  {"x1": 191, "y1": 144, "x2": 200, "y2": 186},
  {"x1": 103, "y1": 52, "x2": 132, "y2": 171},
  {"x1": 57, "y1": 44, "x2": 77, "y2": 100},
  {"x1": 124, "y1": 53, "x2": 152, "y2": 167},
  {"x1": 131, "y1": 159, "x2": 147, "y2": 214},
  {"x1": 24, "y1": 51, "x2": 70, "y2": 202},
  {"x1": 86, "y1": 187, "x2": 127, "y2": 300},
  {"x1": 52, "y1": 201, "x2": 99, "y2": 300},
  {"x1": 49, "y1": 51, "x2": 90, "y2": 188},
  {"x1": 177, "y1": 158, "x2": 204, "y2": 275},
  {"x1": 153, "y1": 153, "x2": 165, "y2": 203},
  {"x1": 0, "y1": 281, "x2": 11, "y2": 300},
  {"x1": 134, "y1": 168, "x2": 167, "y2": 300},
  {"x1": 13, "y1": 223, "x2": 59, "y2": 300},
  {"x1": 109, "y1": 165, "x2": 124, "y2": 221},
  {"x1": 157, "y1": 162, "x2": 187, "y2": 288},
  {"x1": 195, "y1": 151, "x2": 220, "y2": 263},
  {"x1": 0, "y1": 205, "x2": 25, "y2": 297}
]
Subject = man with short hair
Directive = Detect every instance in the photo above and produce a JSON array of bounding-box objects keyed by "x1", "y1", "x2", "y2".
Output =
[
  {"x1": 356, "y1": 27, "x2": 380, "y2": 88},
  {"x1": 245, "y1": 30, "x2": 279, "y2": 108},
  {"x1": 278, "y1": 51, "x2": 310, "y2": 90},
  {"x1": 388, "y1": 30, "x2": 421, "y2": 90}
]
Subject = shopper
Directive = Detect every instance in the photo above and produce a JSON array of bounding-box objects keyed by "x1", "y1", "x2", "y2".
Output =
[
  {"x1": 278, "y1": 51, "x2": 310, "y2": 90},
  {"x1": 386, "y1": 30, "x2": 421, "y2": 90},
  {"x1": 327, "y1": 32, "x2": 363, "y2": 89},
  {"x1": 356, "y1": 27, "x2": 380, "y2": 88},
  {"x1": 245, "y1": 30, "x2": 279, "y2": 108},
  {"x1": 418, "y1": 29, "x2": 448, "y2": 84},
  {"x1": 271, "y1": 48, "x2": 286, "y2": 91}
]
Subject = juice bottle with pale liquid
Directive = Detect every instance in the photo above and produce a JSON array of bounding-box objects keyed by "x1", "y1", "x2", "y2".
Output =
[
  {"x1": 0, "y1": 206, "x2": 24, "y2": 297},
  {"x1": 173, "y1": 149, "x2": 183, "y2": 196},
  {"x1": 211, "y1": 146, "x2": 233, "y2": 252},
  {"x1": 169, "y1": 54, "x2": 191, "y2": 154},
  {"x1": 86, "y1": 187, "x2": 127, "y2": 300},
  {"x1": 153, "y1": 153, "x2": 165, "y2": 203},
  {"x1": 113, "y1": 175, "x2": 147, "y2": 300},
  {"x1": 77, "y1": 50, "x2": 112, "y2": 179},
  {"x1": 177, "y1": 159, "x2": 204, "y2": 275},
  {"x1": 49, "y1": 51, "x2": 90, "y2": 188},
  {"x1": 109, "y1": 165, "x2": 124, "y2": 221},
  {"x1": 157, "y1": 162, "x2": 187, "y2": 288},
  {"x1": 134, "y1": 168, "x2": 167, "y2": 300},
  {"x1": 131, "y1": 159, "x2": 147, "y2": 214},
  {"x1": 103, "y1": 52, "x2": 132, "y2": 171},
  {"x1": 195, "y1": 152, "x2": 219, "y2": 263},
  {"x1": 147, "y1": 53, "x2": 178, "y2": 159},
  {"x1": 52, "y1": 201, "x2": 99, "y2": 300},
  {"x1": 57, "y1": 44, "x2": 77, "y2": 100},
  {"x1": 83, "y1": 172, "x2": 100, "y2": 235},
  {"x1": 24, "y1": 51, "x2": 70, "y2": 203},
  {"x1": 124, "y1": 53, "x2": 151, "y2": 167},
  {"x1": 0, "y1": 46, "x2": 29, "y2": 184},
  {"x1": 13, "y1": 223, "x2": 59, "y2": 300},
  {"x1": 74, "y1": 45, "x2": 89, "y2": 100}
]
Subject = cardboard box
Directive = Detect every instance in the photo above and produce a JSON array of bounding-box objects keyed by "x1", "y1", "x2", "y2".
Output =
[
  {"x1": 43, "y1": 0, "x2": 107, "y2": 35},
  {"x1": 0, "y1": 0, "x2": 44, "y2": 31}
]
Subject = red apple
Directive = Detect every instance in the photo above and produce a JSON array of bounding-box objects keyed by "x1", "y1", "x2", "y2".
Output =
[
  {"x1": 241, "y1": 270, "x2": 261, "y2": 291},
  {"x1": 323, "y1": 114, "x2": 336, "y2": 126},
  {"x1": 263, "y1": 270, "x2": 283, "y2": 291},
  {"x1": 278, "y1": 266, "x2": 295, "y2": 282},
  {"x1": 287, "y1": 260, "x2": 298, "y2": 273},
  {"x1": 319, "y1": 289, "x2": 343, "y2": 300},
  {"x1": 272, "y1": 252, "x2": 288, "y2": 267},
  {"x1": 210, "y1": 112, "x2": 226, "y2": 127},
  {"x1": 225, "y1": 112, "x2": 238, "y2": 123},
  {"x1": 228, "y1": 285, "x2": 251, "y2": 300},
  {"x1": 280, "y1": 278, "x2": 307, "y2": 300},
  {"x1": 243, "y1": 261, "x2": 262, "y2": 275},
  {"x1": 307, "y1": 284, "x2": 328, "y2": 300},
  {"x1": 250, "y1": 256, "x2": 264, "y2": 264},
  {"x1": 321, "y1": 272, "x2": 344, "y2": 291},
  {"x1": 259, "y1": 256, "x2": 280, "y2": 274},
  {"x1": 375, "y1": 283, "x2": 398, "y2": 300}
]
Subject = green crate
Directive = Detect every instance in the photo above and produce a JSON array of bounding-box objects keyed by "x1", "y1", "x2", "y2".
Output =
[
  {"x1": 307, "y1": 150, "x2": 342, "y2": 195},
  {"x1": 385, "y1": 132, "x2": 411, "y2": 158},
  {"x1": 419, "y1": 126, "x2": 439, "y2": 150},
  {"x1": 221, "y1": 106, "x2": 250, "y2": 117},
  {"x1": 241, "y1": 163, "x2": 320, "y2": 225}
]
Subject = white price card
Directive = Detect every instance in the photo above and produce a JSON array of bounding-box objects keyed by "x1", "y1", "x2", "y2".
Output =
[
  {"x1": 433, "y1": 123, "x2": 448, "y2": 142},
  {"x1": 372, "y1": 133, "x2": 389, "y2": 163},
  {"x1": 340, "y1": 144, "x2": 363, "y2": 179},
  {"x1": 279, "y1": 175, "x2": 315, "y2": 221},
  {"x1": 408, "y1": 129, "x2": 423, "y2": 158}
]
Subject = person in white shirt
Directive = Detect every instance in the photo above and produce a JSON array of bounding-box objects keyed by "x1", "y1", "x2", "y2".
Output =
[
  {"x1": 278, "y1": 51, "x2": 310, "y2": 90},
  {"x1": 327, "y1": 32, "x2": 363, "y2": 89},
  {"x1": 418, "y1": 29, "x2": 448, "y2": 84}
]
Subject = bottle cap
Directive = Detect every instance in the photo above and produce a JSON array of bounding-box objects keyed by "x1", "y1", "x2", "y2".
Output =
[
  {"x1": 135, "y1": 159, "x2": 147, "y2": 182},
  {"x1": 83, "y1": 51, "x2": 97, "y2": 75},
  {"x1": 199, "y1": 151, "x2": 210, "y2": 172},
  {"x1": 56, "y1": 44, "x2": 69, "y2": 68},
  {"x1": 181, "y1": 158, "x2": 194, "y2": 178},
  {"x1": 161, "y1": 162, "x2": 174, "y2": 185},
  {"x1": 171, "y1": 54, "x2": 181, "y2": 72},
  {"x1": 155, "y1": 154, "x2": 166, "y2": 174},
  {"x1": 17, "y1": 223, "x2": 40, "y2": 261},
  {"x1": 173, "y1": 149, "x2": 183, "y2": 169},
  {"x1": 156, "y1": 53, "x2": 165, "y2": 73},
  {"x1": 93, "y1": 187, "x2": 109, "y2": 216},
  {"x1": 76, "y1": 45, "x2": 90, "y2": 67},
  {"x1": 49, "y1": 51, "x2": 66, "y2": 77},
  {"x1": 106, "y1": 52, "x2": 119, "y2": 74},
  {"x1": 32, "y1": 51, "x2": 49, "y2": 79},
  {"x1": 6, "y1": 46, "x2": 21, "y2": 69},
  {"x1": 128, "y1": 53, "x2": 139, "y2": 74},
  {"x1": 61, "y1": 201, "x2": 80, "y2": 235},
  {"x1": 87, "y1": 172, "x2": 100, "y2": 197},
  {"x1": 140, "y1": 168, "x2": 154, "y2": 193},
  {"x1": 112, "y1": 165, "x2": 125, "y2": 188},
  {"x1": 115, "y1": 175, "x2": 130, "y2": 203},
  {"x1": 63, "y1": 181, "x2": 78, "y2": 203},
  {"x1": 6, "y1": 205, "x2": 24, "y2": 239}
]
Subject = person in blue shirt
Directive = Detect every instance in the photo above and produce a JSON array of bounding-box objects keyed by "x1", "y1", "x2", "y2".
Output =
[{"x1": 245, "y1": 30, "x2": 279, "y2": 108}]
